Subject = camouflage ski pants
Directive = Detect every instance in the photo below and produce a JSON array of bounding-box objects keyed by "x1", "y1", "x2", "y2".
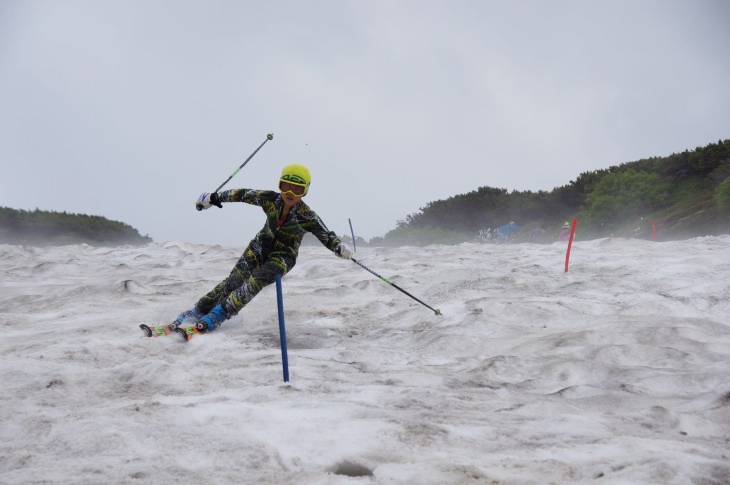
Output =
[{"x1": 195, "y1": 246, "x2": 290, "y2": 317}]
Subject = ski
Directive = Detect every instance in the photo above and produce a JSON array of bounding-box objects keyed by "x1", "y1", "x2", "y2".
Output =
[
  {"x1": 175, "y1": 325, "x2": 203, "y2": 341},
  {"x1": 140, "y1": 323, "x2": 205, "y2": 341},
  {"x1": 139, "y1": 323, "x2": 176, "y2": 337}
]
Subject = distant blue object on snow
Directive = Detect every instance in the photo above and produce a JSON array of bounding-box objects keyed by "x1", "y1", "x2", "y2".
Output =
[{"x1": 496, "y1": 222, "x2": 521, "y2": 242}]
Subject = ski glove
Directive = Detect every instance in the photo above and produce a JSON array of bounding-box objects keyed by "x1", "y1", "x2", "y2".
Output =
[
  {"x1": 196, "y1": 192, "x2": 222, "y2": 210},
  {"x1": 335, "y1": 243, "x2": 352, "y2": 260}
]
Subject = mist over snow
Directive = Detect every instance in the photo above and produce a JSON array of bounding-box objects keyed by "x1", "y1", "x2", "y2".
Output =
[{"x1": 1, "y1": 237, "x2": 729, "y2": 484}]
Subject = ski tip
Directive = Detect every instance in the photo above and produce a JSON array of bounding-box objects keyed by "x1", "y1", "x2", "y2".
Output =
[
  {"x1": 139, "y1": 324, "x2": 153, "y2": 337},
  {"x1": 176, "y1": 327, "x2": 193, "y2": 342}
]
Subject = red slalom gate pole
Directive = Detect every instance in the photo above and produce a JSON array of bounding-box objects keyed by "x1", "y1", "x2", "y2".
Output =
[
  {"x1": 652, "y1": 221, "x2": 657, "y2": 241},
  {"x1": 564, "y1": 217, "x2": 577, "y2": 273}
]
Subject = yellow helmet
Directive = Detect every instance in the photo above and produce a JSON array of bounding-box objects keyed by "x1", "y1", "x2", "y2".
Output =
[{"x1": 280, "y1": 164, "x2": 311, "y2": 196}]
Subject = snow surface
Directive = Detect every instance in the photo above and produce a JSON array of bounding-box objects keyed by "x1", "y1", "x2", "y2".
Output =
[{"x1": 1, "y1": 237, "x2": 729, "y2": 484}]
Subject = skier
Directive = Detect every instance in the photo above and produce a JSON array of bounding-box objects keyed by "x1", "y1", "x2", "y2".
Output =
[
  {"x1": 529, "y1": 225, "x2": 547, "y2": 243},
  {"x1": 171, "y1": 163, "x2": 352, "y2": 334},
  {"x1": 558, "y1": 221, "x2": 571, "y2": 241}
]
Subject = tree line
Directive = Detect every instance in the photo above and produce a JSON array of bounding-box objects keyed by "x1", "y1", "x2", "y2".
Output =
[
  {"x1": 0, "y1": 207, "x2": 152, "y2": 246},
  {"x1": 3, "y1": 139, "x2": 728, "y2": 247},
  {"x1": 376, "y1": 139, "x2": 730, "y2": 245}
]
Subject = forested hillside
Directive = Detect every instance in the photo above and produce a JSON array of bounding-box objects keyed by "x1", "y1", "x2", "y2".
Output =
[
  {"x1": 377, "y1": 139, "x2": 730, "y2": 245},
  {"x1": 4, "y1": 140, "x2": 728, "y2": 248},
  {"x1": 0, "y1": 208, "x2": 152, "y2": 246}
]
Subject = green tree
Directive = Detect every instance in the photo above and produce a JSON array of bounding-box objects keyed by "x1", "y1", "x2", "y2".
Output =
[
  {"x1": 584, "y1": 169, "x2": 671, "y2": 225},
  {"x1": 715, "y1": 177, "x2": 730, "y2": 211},
  {"x1": 0, "y1": 207, "x2": 152, "y2": 246},
  {"x1": 382, "y1": 225, "x2": 467, "y2": 246}
]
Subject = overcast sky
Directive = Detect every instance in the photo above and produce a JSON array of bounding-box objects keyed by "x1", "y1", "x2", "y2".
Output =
[{"x1": 1, "y1": 0, "x2": 729, "y2": 246}]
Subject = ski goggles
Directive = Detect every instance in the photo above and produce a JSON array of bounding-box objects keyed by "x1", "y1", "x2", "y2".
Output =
[{"x1": 279, "y1": 180, "x2": 307, "y2": 197}]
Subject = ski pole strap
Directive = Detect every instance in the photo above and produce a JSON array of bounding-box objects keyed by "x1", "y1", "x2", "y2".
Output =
[{"x1": 350, "y1": 257, "x2": 442, "y2": 315}]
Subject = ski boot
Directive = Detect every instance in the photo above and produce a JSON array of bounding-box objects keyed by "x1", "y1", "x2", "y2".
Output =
[
  {"x1": 170, "y1": 307, "x2": 204, "y2": 330},
  {"x1": 195, "y1": 304, "x2": 230, "y2": 334}
]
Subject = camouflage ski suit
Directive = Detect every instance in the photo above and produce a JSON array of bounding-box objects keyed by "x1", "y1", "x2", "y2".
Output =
[{"x1": 195, "y1": 189, "x2": 342, "y2": 317}]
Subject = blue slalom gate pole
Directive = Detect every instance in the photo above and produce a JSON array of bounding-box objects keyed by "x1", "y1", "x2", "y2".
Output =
[{"x1": 275, "y1": 274, "x2": 289, "y2": 382}]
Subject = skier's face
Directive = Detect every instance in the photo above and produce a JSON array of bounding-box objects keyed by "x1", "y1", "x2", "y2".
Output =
[
  {"x1": 280, "y1": 186, "x2": 303, "y2": 208},
  {"x1": 279, "y1": 181, "x2": 306, "y2": 197}
]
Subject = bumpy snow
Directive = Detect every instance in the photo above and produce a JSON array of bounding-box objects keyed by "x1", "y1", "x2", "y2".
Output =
[{"x1": 1, "y1": 237, "x2": 729, "y2": 484}]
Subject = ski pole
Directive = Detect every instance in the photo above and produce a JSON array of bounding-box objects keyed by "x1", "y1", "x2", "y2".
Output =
[
  {"x1": 348, "y1": 218, "x2": 357, "y2": 253},
  {"x1": 197, "y1": 133, "x2": 274, "y2": 211},
  {"x1": 350, "y1": 257, "x2": 442, "y2": 315}
]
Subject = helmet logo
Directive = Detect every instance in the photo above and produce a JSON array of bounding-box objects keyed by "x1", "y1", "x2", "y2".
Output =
[{"x1": 281, "y1": 174, "x2": 307, "y2": 185}]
